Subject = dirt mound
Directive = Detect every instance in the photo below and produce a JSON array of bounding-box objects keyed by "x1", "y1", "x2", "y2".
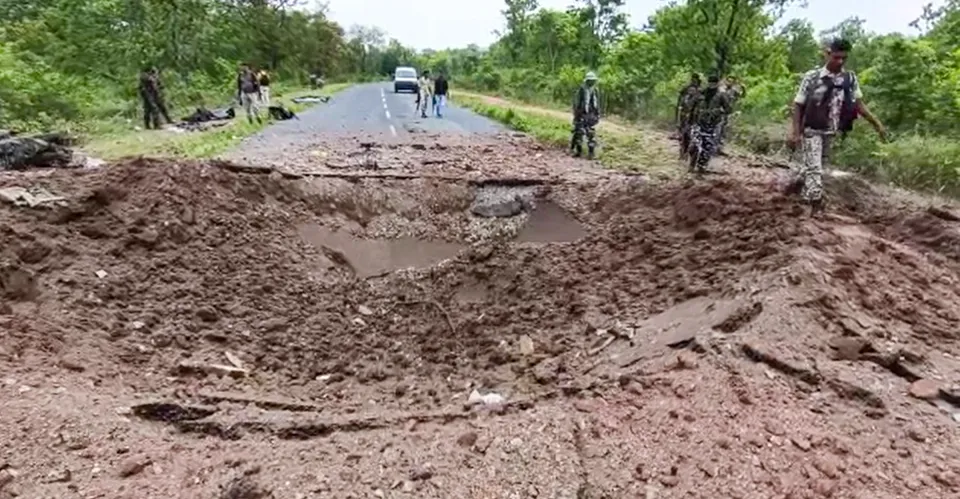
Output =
[{"x1": 2, "y1": 153, "x2": 960, "y2": 498}]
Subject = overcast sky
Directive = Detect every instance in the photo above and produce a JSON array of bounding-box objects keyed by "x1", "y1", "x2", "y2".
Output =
[{"x1": 321, "y1": 0, "x2": 941, "y2": 51}]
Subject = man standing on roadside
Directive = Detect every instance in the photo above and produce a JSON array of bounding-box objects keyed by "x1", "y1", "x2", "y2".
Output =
[
  {"x1": 237, "y1": 63, "x2": 262, "y2": 124},
  {"x1": 418, "y1": 70, "x2": 433, "y2": 118},
  {"x1": 788, "y1": 38, "x2": 886, "y2": 216},
  {"x1": 138, "y1": 67, "x2": 172, "y2": 129},
  {"x1": 571, "y1": 71, "x2": 600, "y2": 159},
  {"x1": 257, "y1": 68, "x2": 272, "y2": 107},
  {"x1": 434, "y1": 72, "x2": 449, "y2": 118}
]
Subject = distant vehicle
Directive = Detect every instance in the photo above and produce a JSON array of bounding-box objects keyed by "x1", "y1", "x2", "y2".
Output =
[{"x1": 393, "y1": 67, "x2": 419, "y2": 94}]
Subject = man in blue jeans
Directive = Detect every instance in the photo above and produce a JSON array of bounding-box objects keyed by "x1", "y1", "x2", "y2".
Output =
[{"x1": 434, "y1": 72, "x2": 449, "y2": 118}]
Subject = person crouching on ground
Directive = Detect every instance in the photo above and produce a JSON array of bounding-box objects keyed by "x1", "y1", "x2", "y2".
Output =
[
  {"x1": 570, "y1": 71, "x2": 600, "y2": 159},
  {"x1": 237, "y1": 62, "x2": 262, "y2": 124},
  {"x1": 418, "y1": 70, "x2": 433, "y2": 118},
  {"x1": 787, "y1": 37, "x2": 886, "y2": 216},
  {"x1": 434, "y1": 72, "x2": 449, "y2": 118}
]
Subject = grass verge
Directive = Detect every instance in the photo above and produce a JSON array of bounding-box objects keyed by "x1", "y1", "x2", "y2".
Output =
[
  {"x1": 452, "y1": 91, "x2": 676, "y2": 175},
  {"x1": 83, "y1": 83, "x2": 351, "y2": 160}
]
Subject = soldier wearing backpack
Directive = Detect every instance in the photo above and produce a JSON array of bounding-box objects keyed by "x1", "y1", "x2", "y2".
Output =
[{"x1": 787, "y1": 38, "x2": 886, "y2": 216}]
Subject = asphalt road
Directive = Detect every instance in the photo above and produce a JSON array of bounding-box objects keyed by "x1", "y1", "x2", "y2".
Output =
[{"x1": 235, "y1": 82, "x2": 504, "y2": 150}]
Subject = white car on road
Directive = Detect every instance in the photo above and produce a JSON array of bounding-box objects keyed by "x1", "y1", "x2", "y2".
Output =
[{"x1": 393, "y1": 67, "x2": 419, "y2": 94}]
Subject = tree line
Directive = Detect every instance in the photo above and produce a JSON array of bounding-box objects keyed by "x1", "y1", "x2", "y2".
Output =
[
  {"x1": 4, "y1": 0, "x2": 960, "y2": 194},
  {"x1": 397, "y1": 0, "x2": 960, "y2": 193},
  {"x1": 0, "y1": 0, "x2": 392, "y2": 132}
]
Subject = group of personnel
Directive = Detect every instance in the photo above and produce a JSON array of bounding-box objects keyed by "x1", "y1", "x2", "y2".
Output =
[
  {"x1": 137, "y1": 63, "x2": 273, "y2": 129},
  {"x1": 673, "y1": 37, "x2": 886, "y2": 216},
  {"x1": 675, "y1": 73, "x2": 745, "y2": 171},
  {"x1": 415, "y1": 70, "x2": 450, "y2": 119}
]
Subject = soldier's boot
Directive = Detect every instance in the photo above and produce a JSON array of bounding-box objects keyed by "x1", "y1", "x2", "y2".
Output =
[
  {"x1": 783, "y1": 178, "x2": 804, "y2": 196},
  {"x1": 587, "y1": 145, "x2": 595, "y2": 160},
  {"x1": 573, "y1": 144, "x2": 583, "y2": 158},
  {"x1": 809, "y1": 198, "x2": 825, "y2": 218}
]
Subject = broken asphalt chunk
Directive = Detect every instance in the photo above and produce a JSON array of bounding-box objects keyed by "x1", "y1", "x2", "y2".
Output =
[{"x1": 130, "y1": 402, "x2": 216, "y2": 422}]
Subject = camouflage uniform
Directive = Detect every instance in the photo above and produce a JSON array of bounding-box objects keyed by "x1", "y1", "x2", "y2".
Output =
[
  {"x1": 717, "y1": 81, "x2": 744, "y2": 154},
  {"x1": 139, "y1": 71, "x2": 171, "y2": 129},
  {"x1": 418, "y1": 75, "x2": 433, "y2": 118},
  {"x1": 676, "y1": 83, "x2": 700, "y2": 159},
  {"x1": 688, "y1": 86, "x2": 732, "y2": 172},
  {"x1": 571, "y1": 74, "x2": 600, "y2": 159},
  {"x1": 792, "y1": 67, "x2": 863, "y2": 203}
]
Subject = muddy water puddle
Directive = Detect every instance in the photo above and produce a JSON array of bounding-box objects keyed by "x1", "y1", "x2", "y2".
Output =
[
  {"x1": 298, "y1": 187, "x2": 586, "y2": 278},
  {"x1": 517, "y1": 200, "x2": 587, "y2": 243},
  {"x1": 299, "y1": 224, "x2": 464, "y2": 278}
]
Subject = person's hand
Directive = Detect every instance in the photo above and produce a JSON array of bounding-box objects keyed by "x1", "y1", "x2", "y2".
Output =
[
  {"x1": 876, "y1": 124, "x2": 888, "y2": 142},
  {"x1": 787, "y1": 130, "x2": 801, "y2": 150}
]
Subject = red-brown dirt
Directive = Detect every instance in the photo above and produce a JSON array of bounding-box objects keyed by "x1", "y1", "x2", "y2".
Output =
[{"x1": 1, "y1": 134, "x2": 960, "y2": 498}]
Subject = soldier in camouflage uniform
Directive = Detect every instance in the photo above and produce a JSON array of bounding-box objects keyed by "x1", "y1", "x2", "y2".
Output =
[
  {"x1": 716, "y1": 77, "x2": 745, "y2": 156},
  {"x1": 687, "y1": 74, "x2": 732, "y2": 173},
  {"x1": 675, "y1": 73, "x2": 701, "y2": 160},
  {"x1": 138, "y1": 67, "x2": 172, "y2": 129},
  {"x1": 571, "y1": 71, "x2": 600, "y2": 159},
  {"x1": 788, "y1": 38, "x2": 886, "y2": 215}
]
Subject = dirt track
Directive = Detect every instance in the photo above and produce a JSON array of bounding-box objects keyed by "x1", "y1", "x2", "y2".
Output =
[{"x1": 2, "y1": 131, "x2": 960, "y2": 499}]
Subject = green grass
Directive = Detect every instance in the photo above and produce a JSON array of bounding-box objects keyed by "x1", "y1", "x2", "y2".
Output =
[
  {"x1": 452, "y1": 93, "x2": 676, "y2": 175},
  {"x1": 83, "y1": 83, "x2": 351, "y2": 160}
]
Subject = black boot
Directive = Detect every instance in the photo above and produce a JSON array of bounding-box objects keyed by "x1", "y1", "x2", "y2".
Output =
[
  {"x1": 784, "y1": 178, "x2": 804, "y2": 196},
  {"x1": 587, "y1": 146, "x2": 595, "y2": 160},
  {"x1": 809, "y1": 198, "x2": 825, "y2": 217}
]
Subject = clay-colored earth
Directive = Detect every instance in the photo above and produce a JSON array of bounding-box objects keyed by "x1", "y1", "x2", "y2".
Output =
[{"x1": 2, "y1": 127, "x2": 960, "y2": 499}]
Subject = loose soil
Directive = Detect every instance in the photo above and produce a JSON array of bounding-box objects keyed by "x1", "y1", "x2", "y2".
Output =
[{"x1": 2, "y1": 132, "x2": 960, "y2": 499}]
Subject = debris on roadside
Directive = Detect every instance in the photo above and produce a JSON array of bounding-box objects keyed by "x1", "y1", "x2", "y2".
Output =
[
  {"x1": 176, "y1": 360, "x2": 249, "y2": 379},
  {"x1": 0, "y1": 130, "x2": 75, "y2": 171},
  {"x1": 291, "y1": 95, "x2": 331, "y2": 104},
  {"x1": 467, "y1": 389, "x2": 505, "y2": 406},
  {"x1": 0, "y1": 186, "x2": 66, "y2": 208},
  {"x1": 171, "y1": 106, "x2": 236, "y2": 132}
]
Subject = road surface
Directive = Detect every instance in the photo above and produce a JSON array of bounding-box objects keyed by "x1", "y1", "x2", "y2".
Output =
[{"x1": 227, "y1": 82, "x2": 504, "y2": 162}]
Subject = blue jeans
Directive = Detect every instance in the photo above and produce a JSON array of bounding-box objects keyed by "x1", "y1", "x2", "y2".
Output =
[{"x1": 435, "y1": 95, "x2": 446, "y2": 116}]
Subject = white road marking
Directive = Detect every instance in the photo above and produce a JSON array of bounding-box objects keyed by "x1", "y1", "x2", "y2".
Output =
[
  {"x1": 385, "y1": 110, "x2": 391, "y2": 119},
  {"x1": 390, "y1": 125, "x2": 397, "y2": 136}
]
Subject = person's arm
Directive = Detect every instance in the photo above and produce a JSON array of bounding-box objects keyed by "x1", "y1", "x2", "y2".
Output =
[
  {"x1": 856, "y1": 101, "x2": 886, "y2": 140},
  {"x1": 789, "y1": 73, "x2": 811, "y2": 148},
  {"x1": 237, "y1": 74, "x2": 243, "y2": 101},
  {"x1": 573, "y1": 87, "x2": 583, "y2": 117},
  {"x1": 850, "y1": 74, "x2": 886, "y2": 140}
]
